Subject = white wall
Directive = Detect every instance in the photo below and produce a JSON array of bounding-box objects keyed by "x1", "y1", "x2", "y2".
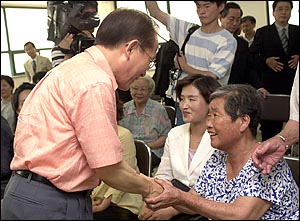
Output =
[{"x1": 235, "y1": 1, "x2": 268, "y2": 29}]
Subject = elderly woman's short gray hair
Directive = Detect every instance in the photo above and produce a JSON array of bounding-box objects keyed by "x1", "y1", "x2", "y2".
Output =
[{"x1": 140, "y1": 75, "x2": 156, "y2": 95}]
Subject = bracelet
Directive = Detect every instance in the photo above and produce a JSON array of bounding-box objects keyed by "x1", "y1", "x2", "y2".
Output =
[{"x1": 277, "y1": 135, "x2": 289, "y2": 150}]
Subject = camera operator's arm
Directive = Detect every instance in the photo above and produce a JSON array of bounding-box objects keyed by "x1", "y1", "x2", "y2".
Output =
[{"x1": 51, "y1": 33, "x2": 74, "y2": 67}]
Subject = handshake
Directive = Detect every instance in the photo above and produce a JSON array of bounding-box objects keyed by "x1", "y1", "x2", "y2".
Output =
[{"x1": 140, "y1": 178, "x2": 192, "y2": 220}]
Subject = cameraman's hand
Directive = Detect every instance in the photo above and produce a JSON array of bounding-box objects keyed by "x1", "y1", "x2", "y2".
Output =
[
  {"x1": 78, "y1": 30, "x2": 94, "y2": 39},
  {"x1": 58, "y1": 33, "x2": 73, "y2": 50},
  {"x1": 174, "y1": 51, "x2": 187, "y2": 70}
]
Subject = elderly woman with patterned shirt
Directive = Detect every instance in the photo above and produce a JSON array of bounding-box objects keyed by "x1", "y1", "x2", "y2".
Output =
[
  {"x1": 119, "y1": 75, "x2": 172, "y2": 171},
  {"x1": 144, "y1": 84, "x2": 299, "y2": 220}
]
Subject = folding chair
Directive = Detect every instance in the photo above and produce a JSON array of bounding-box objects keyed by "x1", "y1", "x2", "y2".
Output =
[
  {"x1": 261, "y1": 94, "x2": 290, "y2": 122},
  {"x1": 134, "y1": 139, "x2": 152, "y2": 176},
  {"x1": 165, "y1": 105, "x2": 176, "y2": 127}
]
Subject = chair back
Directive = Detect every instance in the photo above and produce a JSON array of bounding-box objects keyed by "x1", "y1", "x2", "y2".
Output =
[
  {"x1": 284, "y1": 156, "x2": 299, "y2": 187},
  {"x1": 261, "y1": 94, "x2": 290, "y2": 122},
  {"x1": 134, "y1": 139, "x2": 152, "y2": 176},
  {"x1": 165, "y1": 105, "x2": 176, "y2": 127}
]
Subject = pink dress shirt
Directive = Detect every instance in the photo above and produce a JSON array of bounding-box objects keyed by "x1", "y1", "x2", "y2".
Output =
[{"x1": 11, "y1": 46, "x2": 123, "y2": 192}]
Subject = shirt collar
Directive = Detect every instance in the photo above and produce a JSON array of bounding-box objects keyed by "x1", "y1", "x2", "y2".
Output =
[
  {"x1": 274, "y1": 22, "x2": 289, "y2": 32},
  {"x1": 85, "y1": 46, "x2": 118, "y2": 91}
]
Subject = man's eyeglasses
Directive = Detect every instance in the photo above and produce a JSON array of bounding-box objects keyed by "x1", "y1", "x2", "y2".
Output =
[{"x1": 138, "y1": 44, "x2": 156, "y2": 70}]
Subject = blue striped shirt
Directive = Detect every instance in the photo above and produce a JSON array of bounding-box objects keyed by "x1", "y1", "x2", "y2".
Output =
[{"x1": 167, "y1": 15, "x2": 237, "y2": 99}]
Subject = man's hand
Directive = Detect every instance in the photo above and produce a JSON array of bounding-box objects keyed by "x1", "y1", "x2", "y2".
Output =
[
  {"x1": 144, "y1": 177, "x2": 164, "y2": 199},
  {"x1": 174, "y1": 51, "x2": 187, "y2": 71},
  {"x1": 144, "y1": 179, "x2": 180, "y2": 211},
  {"x1": 58, "y1": 33, "x2": 74, "y2": 50},
  {"x1": 252, "y1": 137, "x2": 286, "y2": 174},
  {"x1": 266, "y1": 56, "x2": 284, "y2": 72},
  {"x1": 288, "y1": 55, "x2": 299, "y2": 70}
]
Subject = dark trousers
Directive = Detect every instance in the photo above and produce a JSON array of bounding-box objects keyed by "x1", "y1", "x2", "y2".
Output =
[
  {"x1": 93, "y1": 205, "x2": 138, "y2": 220},
  {"x1": 2, "y1": 173, "x2": 93, "y2": 220}
]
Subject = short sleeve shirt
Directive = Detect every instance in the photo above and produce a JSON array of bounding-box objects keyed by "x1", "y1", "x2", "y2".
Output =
[
  {"x1": 11, "y1": 46, "x2": 123, "y2": 192},
  {"x1": 167, "y1": 15, "x2": 237, "y2": 86}
]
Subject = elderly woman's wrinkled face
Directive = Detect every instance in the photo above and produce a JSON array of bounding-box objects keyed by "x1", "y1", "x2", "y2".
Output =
[
  {"x1": 206, "y1": 97, "x2": 242, "y2": 151},
  {"x1": 130, "y1": 78, "x2": 152, "y2": 105}
]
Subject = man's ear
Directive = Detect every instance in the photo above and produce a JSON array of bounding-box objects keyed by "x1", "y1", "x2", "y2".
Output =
[{"x1": 125, "y1": 39, "x2": 139, "y2": 59}]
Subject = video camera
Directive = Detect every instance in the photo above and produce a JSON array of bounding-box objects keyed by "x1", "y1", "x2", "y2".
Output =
[{"x1": 47, "y1": 1, "x2": 100, "y2": 54}]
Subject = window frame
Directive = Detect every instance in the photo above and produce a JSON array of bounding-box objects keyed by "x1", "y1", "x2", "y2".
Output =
[{"x1": 1, "y1": 4, "x2": 53, "y2": 77}]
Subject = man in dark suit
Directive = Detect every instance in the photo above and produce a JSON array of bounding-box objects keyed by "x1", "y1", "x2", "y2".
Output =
[
  {"x1": 250, "y1": 0, "x2": 299, "y2": 141},
  {"x1": 220, "y1": 2, "x2": 269, "y2": 96}
]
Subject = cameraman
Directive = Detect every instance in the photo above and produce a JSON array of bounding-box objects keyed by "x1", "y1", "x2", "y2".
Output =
[{"x1": 51, "y1": 1, "x2": 98, "y2": 67}]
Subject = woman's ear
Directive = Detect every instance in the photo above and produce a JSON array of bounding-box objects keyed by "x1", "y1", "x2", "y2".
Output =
[{"x1": 240, "y1": 114, "x2": 250, "y2": 133}]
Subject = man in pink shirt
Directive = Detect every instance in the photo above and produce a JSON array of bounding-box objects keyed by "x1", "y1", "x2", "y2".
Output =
[{"x1": 2, "y1": 8, "x2": 162, "y2": 220}]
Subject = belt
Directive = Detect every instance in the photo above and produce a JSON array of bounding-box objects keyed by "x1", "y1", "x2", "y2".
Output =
[
  {"x1": 13, "y1": 170, "x2": 54, "y2": 187},
  {"x1": 13, "y1": 170, "x2": 92, "y2": 196}
]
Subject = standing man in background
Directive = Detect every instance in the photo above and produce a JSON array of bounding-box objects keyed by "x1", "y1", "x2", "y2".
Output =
[
  {"x1": 220, "y1": 2, "x2": 268, "y2": 96},
  {"x1": 3, "y1": 8, "x2": 162, "y2": 220},
  {"x1": 145, "y1": 1, "x2": 237, "y2": 126},
  {"x1": 240, "y1": 15, "x2": 256, "y2": 47},
  {"x1": 250, "y1": 0, "x2": 299, "y2": 141},
  {"x1": 24, "y1": 41, "x2": 52, "y2": 82}
]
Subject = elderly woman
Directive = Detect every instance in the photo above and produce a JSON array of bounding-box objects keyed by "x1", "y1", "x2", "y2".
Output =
[
  {"x1": 119, "y1": 75, "x2": 172, "y2": 170},
  {"x1": 144, "y1": 84, "x2": 299, "y2": 220}
]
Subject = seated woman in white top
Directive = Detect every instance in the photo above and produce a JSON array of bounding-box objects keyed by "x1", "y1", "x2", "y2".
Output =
[{"x1": 139, "y1": 75, "x2": 221, "y2": 220}]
